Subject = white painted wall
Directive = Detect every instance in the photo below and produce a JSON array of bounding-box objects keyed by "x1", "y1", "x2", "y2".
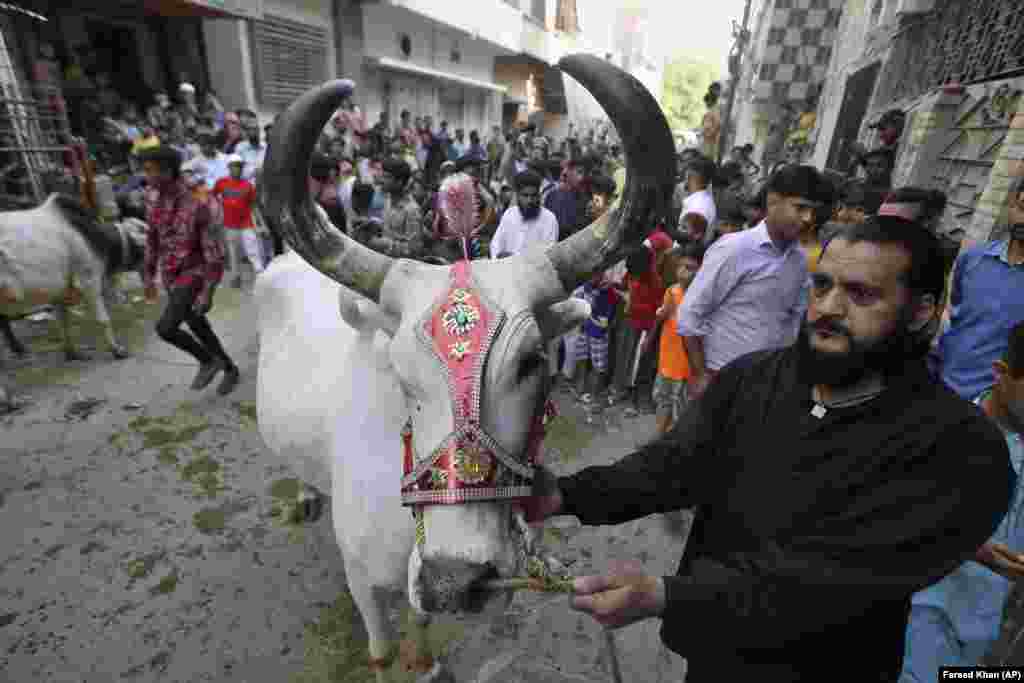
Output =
[
  {"x1": 201, "y1": 0, "x2": 337, "y2": 131},
  {"x1": 388, "y1": 0, "x2": 522, "y2": 54},
  {"x1": 202, "y1": 19, "x2": 256, "y2": 116},
  {"x1": 809, "y1": 0, "x2": 897, "y2": 168},
  {"x1": 361, "y1": 2, "x2": 505, "y2": 135}
]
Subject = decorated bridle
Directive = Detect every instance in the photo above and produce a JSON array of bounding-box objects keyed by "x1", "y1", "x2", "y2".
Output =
[{"x1": 400, "y1": 174, "x2": 557, "y2": 549}]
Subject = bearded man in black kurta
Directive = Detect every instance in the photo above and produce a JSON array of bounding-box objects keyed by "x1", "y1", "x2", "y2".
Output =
[{"x1": 525, "y1": 217, "x2": 1015, "y2": 681}]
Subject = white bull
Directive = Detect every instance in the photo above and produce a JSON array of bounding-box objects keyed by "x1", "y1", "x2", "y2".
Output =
[
  {"x1": 255, "y1": 55, "x2": 676, "y2": 682},
  {"x1": 0, "y1": 193, "x2": 146, "y2": 360}
]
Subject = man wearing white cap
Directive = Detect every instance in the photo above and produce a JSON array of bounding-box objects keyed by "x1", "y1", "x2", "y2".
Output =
[{"x1": 212, "y1": 154, "x2": 263, "y2": 287}]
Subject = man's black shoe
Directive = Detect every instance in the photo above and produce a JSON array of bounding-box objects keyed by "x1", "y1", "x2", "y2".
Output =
[
  {"x1": 217, "y1": 366, "x2": 240, "y2": 396},
  {"x1": 191, "y1": 358, "x2": 225, "y2": 390}
]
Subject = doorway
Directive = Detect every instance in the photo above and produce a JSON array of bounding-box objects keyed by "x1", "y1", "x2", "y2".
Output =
[
  {"x1": 826, "y1": 62, "x2": 881, "y2": 175},
  {"x1": 85, "y1": 19, "x2": 146, "y2": 108}
]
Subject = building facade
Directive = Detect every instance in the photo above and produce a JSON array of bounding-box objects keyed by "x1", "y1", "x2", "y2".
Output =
[
  {"x1": 809, "y1": 0, "x2": 1024, "y2": 243},
  {"x1": 728, "y1": 0, "x2": 845, "y2": 173}
]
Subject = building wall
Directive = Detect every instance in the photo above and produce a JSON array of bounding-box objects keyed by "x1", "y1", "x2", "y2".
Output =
[
  {"x1": 361, "y1": 2, "x2": 505, "y2": 136},
  {"x1": 202, "y1": 19, "x2": 254, "y2": 115},
  {"x1": 387, "y1": 0, "x2": 522, "y2": 54},
  {"x1": 808, "y1": 0, "x2": 899, "y2": 169},
  {"x1": 203, "y1": 0, "x2": 337, "y2": 129}
]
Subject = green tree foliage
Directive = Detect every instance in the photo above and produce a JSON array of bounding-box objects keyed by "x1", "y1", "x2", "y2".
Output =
[{"x1": 660, "y1": 56, "x2": 720, "y2": 134}]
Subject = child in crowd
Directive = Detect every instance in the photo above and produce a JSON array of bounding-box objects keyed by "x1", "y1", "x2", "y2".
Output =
[
  {"x1": 652, "y1": 243, "x2": 703, "y2": 435},
  {"x1": 899, "y1": 321, "x2": 1024, "y2": 679},
  {"x1": 212, "y1": 155, "x2": 262, "y2": 287},
  {"x1": 715, "y1": 198, "x2": 747, "y2": 237},
  {"x1": 611, "y1": 244, "x2": 666, "y2": 416},
  {"x1": 569, "y1": 270, "x2": 620, "y2": 408}
]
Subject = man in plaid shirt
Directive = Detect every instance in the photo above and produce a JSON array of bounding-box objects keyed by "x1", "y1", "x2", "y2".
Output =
[{"x1": 140, "y1": 146, "x2": 240, "y2": 395}]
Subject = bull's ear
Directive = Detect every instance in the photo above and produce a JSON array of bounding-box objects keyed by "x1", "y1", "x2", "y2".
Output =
[
  {"x1": 338, "y1": 288, "x2": 399, "y2": 338},
  {"x1": 535, "y1": 299, "x2": 590, "y2": 340}
]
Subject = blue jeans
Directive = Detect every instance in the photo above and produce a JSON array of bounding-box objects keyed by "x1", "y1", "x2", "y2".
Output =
[{"x1": 899, "y1": 604, "x2": 995, "y2": 682}]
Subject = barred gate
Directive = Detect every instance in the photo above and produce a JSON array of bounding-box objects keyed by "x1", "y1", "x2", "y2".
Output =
[{"x1": 0, "y1": 6, "x2": 76, "y2": 210}]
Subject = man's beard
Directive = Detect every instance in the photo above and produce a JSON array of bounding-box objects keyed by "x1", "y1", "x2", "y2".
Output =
[
  {"x1": 795, "y1": 312, "x2": 927, "y2": 388},
  {"x1": 520, "y1": 204, "x2": 541, "y2": 220}
]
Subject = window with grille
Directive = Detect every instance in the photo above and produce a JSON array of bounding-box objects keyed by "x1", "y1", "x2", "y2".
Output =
[
  {"x1": 876, "y1": 0, "x2": 1024, "y2": 106},
  {"x1": 251, "y1": 13, "x2": 328, "y2": 107}
]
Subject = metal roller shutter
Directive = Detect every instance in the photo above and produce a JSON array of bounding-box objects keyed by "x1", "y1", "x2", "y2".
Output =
[{"x1": 251, "y1": 13, "x2": 327, "y2": 107}]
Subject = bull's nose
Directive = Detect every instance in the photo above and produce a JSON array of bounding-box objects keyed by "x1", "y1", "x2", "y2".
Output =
[{"x1": 415, "y1": 560, "x2": 500, "y2": 614}]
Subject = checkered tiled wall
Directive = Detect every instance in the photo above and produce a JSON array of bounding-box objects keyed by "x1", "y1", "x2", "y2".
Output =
[{"x1": 754, "y1": 0, "x2": 844, "y2": 103}]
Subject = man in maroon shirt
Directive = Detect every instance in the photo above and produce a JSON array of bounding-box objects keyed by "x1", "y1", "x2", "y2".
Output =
[{"x1": 140, "y1": 146, "x2": 240, "y2": 395}]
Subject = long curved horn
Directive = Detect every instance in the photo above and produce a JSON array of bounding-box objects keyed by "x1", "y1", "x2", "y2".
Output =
[
  {"x1": 260, "y1": 79, "x2": 394, "y2": 303},
  {"x1": 543, "y1": 55, "x2": 675, "y2": 296}
]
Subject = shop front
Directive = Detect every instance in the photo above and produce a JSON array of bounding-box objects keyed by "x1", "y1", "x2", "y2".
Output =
[
  {"x1": 0, "y1": 0, "x2": 253, "y2": 206},
  {"x1": 9, "y1": 0, "x2": 255, "y2": 137}
]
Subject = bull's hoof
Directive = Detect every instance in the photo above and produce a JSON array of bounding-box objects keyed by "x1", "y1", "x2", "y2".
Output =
[
  {"x1": 112, "y1": 346, "x2": 132, "y2": 360},
  {"x1": 294, "y1": 485, "x2": 328, "y2": 524},
  {"x1": 415, "y1": 660, "x2": 455, "y2": 683},
  {"x1": 65, "y1": 350, "x2": 90, "y2": 362}
]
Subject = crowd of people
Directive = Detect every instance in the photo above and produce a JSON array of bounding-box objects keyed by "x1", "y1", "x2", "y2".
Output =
[{"x1": 123, "y1": 81, "x2": 1024, "y2": 678}]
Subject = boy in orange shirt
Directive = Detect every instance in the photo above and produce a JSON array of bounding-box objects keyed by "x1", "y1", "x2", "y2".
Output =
[
  {"x1": 652, "y1": 242, "x2": 704, "y2": 435},
  {"x1": 212, "y1": 154, "x2": 263, "y2": 287}
]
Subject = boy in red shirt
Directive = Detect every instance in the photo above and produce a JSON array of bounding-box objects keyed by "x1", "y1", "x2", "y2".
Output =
[
  {"x1": 212, "y1": 155, "x2": 263, "y2": 287},
  {"x1": 611, "y1": 244, "x2": 667, "y2": 416}
]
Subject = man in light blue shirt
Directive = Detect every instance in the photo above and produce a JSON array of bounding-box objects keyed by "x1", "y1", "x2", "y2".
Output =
[
  {"x1": 678, "y1": 165, "x2": 831, "y2": 399},
  {"x1": 234, "y1": 124, "x2": 266, "y2": 183},
  {"x1": 181, "y1": 133, "x2": 228, "y2": 191},
  {"x1": 934, "y1": 177, "x2": 1024, "y2": 400},
  {"x1": 900, "y1": 321, "x2": 1024, "y2": 681}
]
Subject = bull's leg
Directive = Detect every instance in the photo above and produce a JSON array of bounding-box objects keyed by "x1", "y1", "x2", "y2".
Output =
[
  {"x1": 95, "y1": 277, "x2": 130, "y2": 359},
  {"x1": 343, "y1": 560, "x2": 401, "y2": 683},
  {"x1": 56, "y1": 303, "x2": 87, "y2": 361},
  {"x1": 0, "y1": 315, "x2": 26, "y2": 356},
  {"x1": 407, "y1": 613, "x2": 456, "y2": 683}
]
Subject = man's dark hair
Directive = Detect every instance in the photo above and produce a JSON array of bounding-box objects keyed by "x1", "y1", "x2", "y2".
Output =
[
  {"x1": 351, "y1": 181, "x2": 375, "y2": 216},
  {"x1": 309, "y1": 152, "x2": 335, "y2": 182},
  {"x1": 717, "y1": 195, "x2": 746, "y2": 225},
  {"x1": 469, "y1": 130, "x2": 480, "y2": 143},
  {"x1": 590, "y1": 174, "x2": 616, "y2": 197},
  {"x1": 400, "y1": 109, "x2": 410, "y2": 118},
  {"x1": 885, "y1": 187, "x2": 948, "y2": 224},
  {"x1": 625, "y1": 244, "x2": 652, "y2": 276},
  {"x1": 381, "y1": 157, "x2": 412, "y2": 186},
  {"x1": 689, "y1": 156, "x2": 718, "y2": 186},
  {"x1": 764, "y1": 164, "x2": 834, "y2": 204},
  {"x1": 677, "y1": 240, "x2": 705, "y2": 263},
  {"x1": 514, "y1": 169, "x2": 542, "y2": 192},
  {"x1": 718, "y1": 161, "x2": 743, "y2": 186},
  {"x1": 138, "y1": 146, "x2": 182, "y2": 179},
  {"x1": 745, "y1": 185, "x2": 767, "y2": 210},
  {"x1": 823, "y1": 215, "x2": 946, "y2": 304},
  {"x1": 863, "y1": 147, "x2": 895, "y2": 169},
  {"x1": 1006, "y1": 321, "x2": 1024, "y2": 378},
  {"x1": 840, "y1": 181, "x2": 868, "y2": 208}
]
